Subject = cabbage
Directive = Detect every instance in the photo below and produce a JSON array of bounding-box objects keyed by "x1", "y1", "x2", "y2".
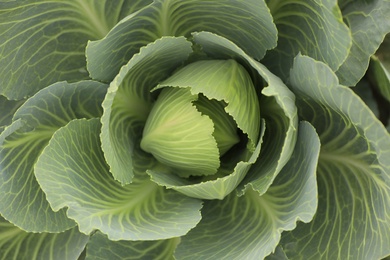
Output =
[{"x1": 0, "y1": 0, "x2": 389, "y2": 259}]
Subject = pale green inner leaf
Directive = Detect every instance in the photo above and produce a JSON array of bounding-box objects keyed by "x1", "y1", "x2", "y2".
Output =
[
  {"x1": 194, "y1": 94, "x2": 240, "y2": 156},
  {"x1": 141, "y1": 87, "x2": 220, "y2": 178},
  {"x1": 157, "y1": 59, "x2": 260, "y2": 151}
]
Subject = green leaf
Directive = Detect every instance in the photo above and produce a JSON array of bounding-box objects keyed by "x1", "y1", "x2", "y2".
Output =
[
  {"x1": 13, "y1": 81, "x2": 107, "y2": 129},
  {"x1": 141, "y1": 87, "x2": 219, "y2": 178},
  {"x1": 0, "y1": 95, "x2": 24, "y2": 133},
  {"x1": 353, "y1": 78, "x2": 380, "y2": 118},
  {"x1": 0, "y1": 215, "x2": 89, "y2": 260},
  {"x1": 369, "y1": 55, "x2": 390, "y2": 103},
  {"x1": 263, "y1": 0, "x2": 352, "y2": 80},
  {"x1": 148, "y1": 120, "x2": 265, "y2": 200},
  {"x1": 376, "y1": 34, "x2": 390, "y2": 72},
  {"x1": 190, "y1": 32, "x2": 299, "y2": 194},
  {"x1": 116, "y1": 0, "x2": 154, "y2": 17},
  {"x1": 194, "y1": 95, "x2": 240, "y2": 155},
  {"x1": 282, "y1": 54, "x2": 390, "y2": 259},
  {"x1": 265, "y1": 246, "x2": 289, "y2": 260},
  {"x1": 0, "y1": 81, "x2": 107, "y2": 232},
  {"x1": 336, "y1": 0, "x2": 390, "y2": 86},
  {"x1": 157, "y1": 59, "x2": 260, "y2": 150},
  {"x1": 100, "y1": 36, "x2": 193, "y2": 184},
  {"x1": 86, "y1": 0, "x2": 277, "y2": 81},
  {"x1": 34, "y1": 118, "x2": 203, "y2": 240},
  {"x1": 175, "y1": 121, "x2": 320, "y2": 259},
  {"x1": 0, "y1": 0, "x2": 136, "y2": 99},
  {"x1": 86, "y1": 232, "x2": 178, "y2": 260},
  {"x1": 365, "y1": 55, "x2": 390, "y2": 128}
]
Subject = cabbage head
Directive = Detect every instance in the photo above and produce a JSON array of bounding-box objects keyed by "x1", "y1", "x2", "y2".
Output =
[{"x1": 0, "y1": 0, "x2": 390, "y2": 259}]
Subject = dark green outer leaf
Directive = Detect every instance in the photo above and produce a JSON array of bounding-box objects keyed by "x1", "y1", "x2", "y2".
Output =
[
  {"x1": 263, "y1": 0, "x2": 351, "y2": 81},
  {"x1": 0, "y1": 95, "x2": 24, "y2": 133},
  {"x1": 13, "y1": 81, "x2": 107, "y2": 129},
  {"x1": 281, "y1": 54, "x2": 390, "y2": 260},
  {"x1": 336, "y1": 0, "x2": 390, "y2": 86},
  {"x1": 0, "y1": 215, "x2": 89, "y2": 260},
  {"x1": 0, "y1": 0, "x2": 149, "y2": 100},
  {"x1": 353, "y1": 78, "x2": 379, "y2": 113},
  {"x1": 369, "y1": 56, "x2": 390, "y2": 103},
  {"x1": 117, "y1": 0, "x2": 154, "y2": 19},
  {"x1": 0, "y1": 81, "x2": 107, "y2": 232},
  {"x1": 85, "y1": 232, "x2": 178, "y2": 260},
  {"x1": 376, "y1": 34, "x2": 390, "y2": 72},
  {"x1": 86, "y1": 0, "x2": 277, "y2": 82},
  {"x1": 265, "y1": 246, "x2": 289, "y2": 260}
]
